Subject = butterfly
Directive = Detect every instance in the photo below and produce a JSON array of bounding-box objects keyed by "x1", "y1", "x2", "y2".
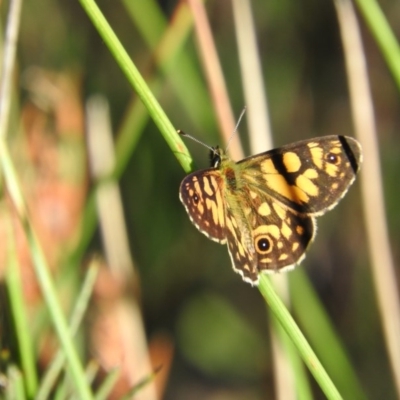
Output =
[{"x1": 179, "y1": 135, "x2": 362, "y2": 285}]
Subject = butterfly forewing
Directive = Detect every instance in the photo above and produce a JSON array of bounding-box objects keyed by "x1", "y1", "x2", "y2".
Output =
[
  {"x1": 240, "y1": 135, "x2": 362, "y2": 215},
  {"x1": 180, "y1": 170, "x2": 227, "y2": 243}
]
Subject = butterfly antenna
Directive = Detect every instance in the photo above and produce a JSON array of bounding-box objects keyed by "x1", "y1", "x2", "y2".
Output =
[
  {"x1": 178, "y1": 130, "x2": 216, "y2": 154},
  {"x1": 225, "y1": 106, "x2": 246, "y2": 151}
]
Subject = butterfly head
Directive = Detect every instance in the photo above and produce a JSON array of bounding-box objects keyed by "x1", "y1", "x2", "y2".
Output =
[
  {"x1": 209, "y1": 146, "x2": 230, "y2": 169},
  {"x1": 209, "y1": 146, "x2": 222, "y2": 168}
]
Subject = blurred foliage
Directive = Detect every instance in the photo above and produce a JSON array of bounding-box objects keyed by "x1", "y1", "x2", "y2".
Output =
[{"x1": 0, "y1": 0, "x2": 399, "y2": 399}]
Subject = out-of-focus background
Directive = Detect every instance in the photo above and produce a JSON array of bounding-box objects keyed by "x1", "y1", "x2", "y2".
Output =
[{"x1": 0, "y1": 1, "x2": 399, "y2": 399}]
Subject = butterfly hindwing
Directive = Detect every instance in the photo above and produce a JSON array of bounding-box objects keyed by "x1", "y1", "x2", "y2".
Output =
[{"x1": 224, "y1": 195, "x2": 315, "y2": 284}]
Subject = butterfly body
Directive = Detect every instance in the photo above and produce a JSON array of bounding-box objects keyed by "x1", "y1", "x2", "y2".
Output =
[{"x1": 180, "y1": 135, "x2": 362, "y2": 285}]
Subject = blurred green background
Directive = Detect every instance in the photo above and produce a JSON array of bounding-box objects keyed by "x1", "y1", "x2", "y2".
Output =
[{"x1": 2, "y1": 0, "x2": 400, "y2": 399}]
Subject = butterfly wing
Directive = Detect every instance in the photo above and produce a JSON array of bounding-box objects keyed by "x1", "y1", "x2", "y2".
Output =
[
  {"x1": 223, "y1": 135, "x2": 361, "y2": 284},
  {"x1": 179, "y1": 163, "x2": 314, "y2": 284},
  {"x1": 179, "y1": 169, "x2": 227, "y2": 243},
  {"x1": 223, "y1": 191, "x2": 315, "y2": 284},
  {"x1": 239, "y1": 135, "x2": 362, "y2": 215},
  {"x1": 179, "y1": 135, "x2": 362, "y2": 285}
]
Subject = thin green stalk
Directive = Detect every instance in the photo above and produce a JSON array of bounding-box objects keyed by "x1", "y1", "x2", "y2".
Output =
[
  {"x1": 269, "y1": 314, "x2": 313, "y2": 400},
  {"x1": 36, "y1": 261, "x2": 99, "y2": 400},
  {"x1": 290, "y1": 269, "x2": 367, "y2": 399},
  {"x1": 258, "y1": 274, "x2": 342, "y2": 400},
  {"x1": 72, "y1": 0, "x2": 199, "y2": 271},
  {"x1": 78, "y1": 0, "x2": 192, "y2": 173},
  {"x1": 354, "y1": 0, "x2": 400, "y2": 90},
  {"x1": 122, "y1": 0, "x2": 215, "y2": 135},
  {"x1": 5, "y1": 221, "x2": 38, "y2": 397},
  {"x1": 0, "y1": 140, "x2": 93, "y2": 399},
  {"x1": 94, "y1": 369, "x2": 120, "y2": 400},
  {"x1": 0, "y1": 1, "x2": 91, "y2": 396}
]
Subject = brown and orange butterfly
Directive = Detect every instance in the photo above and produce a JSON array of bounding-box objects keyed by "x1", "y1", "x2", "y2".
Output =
[{"x1": 180, "y1": 135, "x2": 362, "y2": 285}]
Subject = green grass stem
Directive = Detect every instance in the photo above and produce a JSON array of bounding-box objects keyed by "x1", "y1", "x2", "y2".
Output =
[
  {"x1": 259, "y1": 274, "x2": 342, "y2": 400},
  {"x1": 78, "y1": 0, "x2": 192, "y2": 173},
  {"x1": 354, "y1": 0, "x2": 400, "y2": 90},
  {"x1": 0, "y1": 140, "x2": 93, "y2": 399},
  {"x1": 5, "y1": 225, "x2": 38, "y2": 398}
]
